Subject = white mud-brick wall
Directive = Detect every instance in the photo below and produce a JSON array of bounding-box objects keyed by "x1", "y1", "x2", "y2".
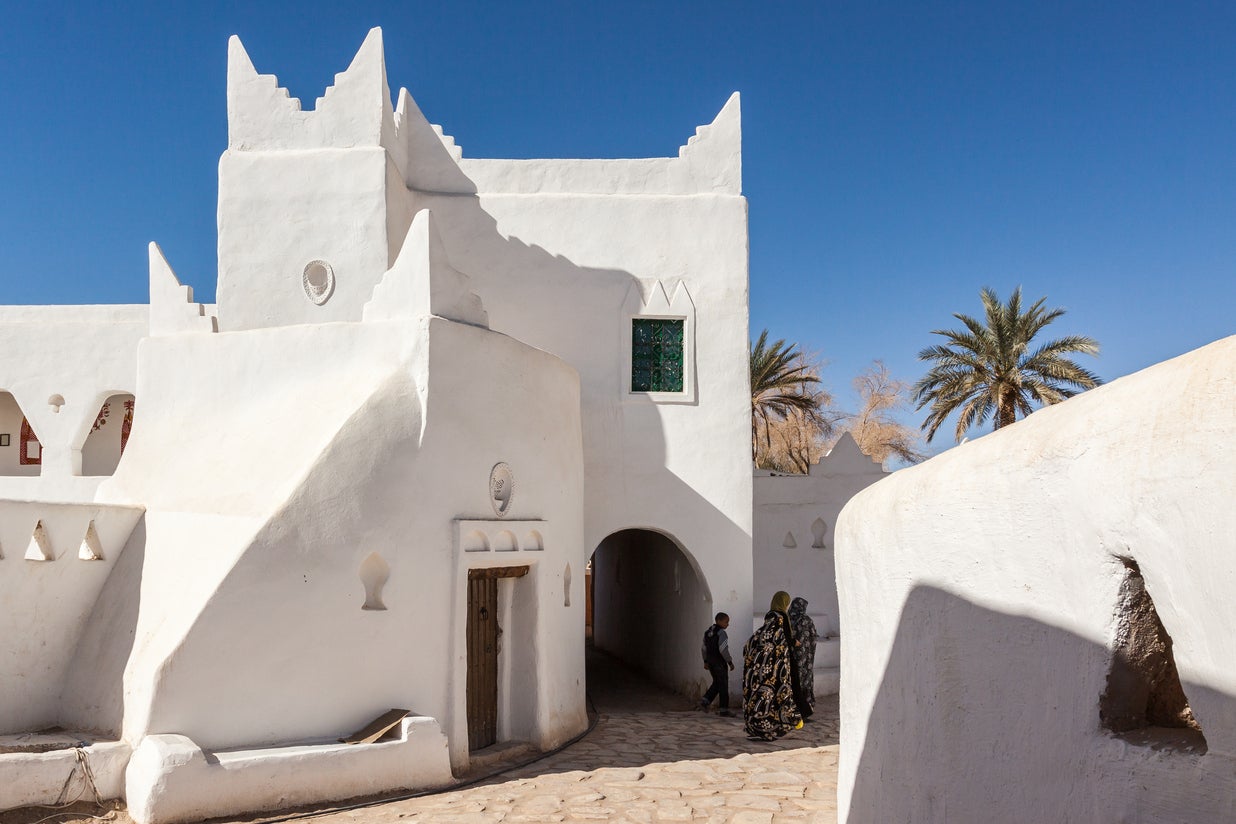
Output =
[{"x1": 835, "y1": 336, "x2": 1236, "y2": 824}]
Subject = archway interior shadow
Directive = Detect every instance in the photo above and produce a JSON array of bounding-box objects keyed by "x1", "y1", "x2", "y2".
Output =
[{"x1": 589, "y1": 528, "x2": 711, "y2": 702}]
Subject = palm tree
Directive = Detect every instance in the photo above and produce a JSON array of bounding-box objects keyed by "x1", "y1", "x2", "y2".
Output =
[
  {"x1": 914, "y1": 287, "x2": 1102, "y2": 443},
  {"x1": 750, "y1": 330, "x2": 829, "y2": 466}
]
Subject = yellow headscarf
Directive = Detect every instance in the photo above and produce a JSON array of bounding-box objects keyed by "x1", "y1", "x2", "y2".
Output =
[{"x1": 770, "y1": 591, "x2": 791, "y2": 613}]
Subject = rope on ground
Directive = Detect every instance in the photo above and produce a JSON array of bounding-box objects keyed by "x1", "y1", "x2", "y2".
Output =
[{"x1": 26, "y1": 746, "x2": 115, "y2": 824}]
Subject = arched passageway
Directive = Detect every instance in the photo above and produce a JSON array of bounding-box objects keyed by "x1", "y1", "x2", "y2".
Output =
[
  {"x1": 81, "y1": 394, "x2": 135, "y2": 476},
  {"x1": 588, "y1": 528, "x2": 713, "y2": 698},
  {"x1": 0, "y1": 392, "x2": 40, "y2": 476}
]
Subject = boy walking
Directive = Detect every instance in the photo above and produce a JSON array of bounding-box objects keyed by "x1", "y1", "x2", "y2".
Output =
[{"x1": 698, "y1": 612, "x2": 735, "y2": 716}]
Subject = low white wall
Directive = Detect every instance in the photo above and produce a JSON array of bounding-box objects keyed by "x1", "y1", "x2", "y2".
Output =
[
  {"x1": 126, "y1": 717, "x2": 451, "y2": 824},
  {"x1": 836, "y1": 336, "x2": 1236, "y2": 823},
  {"x1": 0, "y1": 501, "x2": 143, "y2": 734},
  {"x1": 0, "y1": 741, "x2": 129, "y2": 811}
]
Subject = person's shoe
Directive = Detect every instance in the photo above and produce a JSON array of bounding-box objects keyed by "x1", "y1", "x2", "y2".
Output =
[
  {"x1": 794, "y1": 719, "x2": 804, "y2": 730},
  {"x1": 696, "y1": 701, "x2": 709, "y2": 712}
]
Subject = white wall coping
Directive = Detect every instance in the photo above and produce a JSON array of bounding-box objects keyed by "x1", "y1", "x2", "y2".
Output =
[
  {"x1": 126, "y1": 716, "x2": 453, "y2": 824},
  {"x1": 0, "y1": 305, "x2": 148, "y2": 324}
]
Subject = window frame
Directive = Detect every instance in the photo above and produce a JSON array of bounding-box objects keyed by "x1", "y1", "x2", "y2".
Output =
[{"x1": 630, "y1": 317, "x2": 687, "y2": 394}]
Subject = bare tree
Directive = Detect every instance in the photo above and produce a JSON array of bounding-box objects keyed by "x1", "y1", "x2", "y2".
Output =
[{"x1": 834, "y1": 361, "x2": 926, "y2": 465}]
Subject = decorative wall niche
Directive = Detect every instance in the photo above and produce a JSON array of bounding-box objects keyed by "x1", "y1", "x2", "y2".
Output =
[
  {"x1": 811, "y1": 518, "x2": 828, "y2": 549},
  {"x1": 783, "y1": 531, "x2": 797, "y2": 549},
  {"x1": 25, "y1": 520, "x2": 53, "y2": 562},
  {"x1": 463, "y1": 530, "x2": 490, "y2": 553},
  {"x1": 79, "y1": 520, "x2": 103, "y2": 561},
  {"x1": 455, "y1": 519, "x2": 545, "y2": 554},
  {"x1": 47, "y1": 394, "x2": 65, "y2": 414},
  {"x1": 303, "y1": 260, "x2": 335, "y2": 305},
  {"x1": 563, "y1": 562, "x2": 572, "y2": 607},
  {"x1": 359, "y1": 552, "x2": 390, "y2": 611},
  {"x1": 489, "y1": 463, "x2": 514, "y2": 518}
]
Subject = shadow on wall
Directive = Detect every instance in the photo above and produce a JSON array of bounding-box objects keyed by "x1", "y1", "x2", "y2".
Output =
[
  {"x1": 58, "y1": 518, "x2": 146, "y2": 735},
  {"x1": 844, "y1": 586, "x2": 1236, "y2": 824}
]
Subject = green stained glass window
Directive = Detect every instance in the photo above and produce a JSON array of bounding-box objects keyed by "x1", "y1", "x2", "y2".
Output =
[{"x1": 631, "y1": 318, "x2": 685, "y2": 392}]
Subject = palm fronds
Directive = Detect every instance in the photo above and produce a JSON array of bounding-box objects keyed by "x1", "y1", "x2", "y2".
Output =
[
  {"x1": 913, "y1": 287, "x2": 1102, "y2": 443},
  {"x1": 750, "y1": 330, "x2": 832, "y2": 469}
]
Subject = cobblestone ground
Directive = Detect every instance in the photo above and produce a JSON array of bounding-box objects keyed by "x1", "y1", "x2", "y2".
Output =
[
  {"x1": 3, "y1": 650, "x2": 840, "y2": 824},
  {"x1": 372, "y1": 708, "x2": 840, "y2": 823},
  {"x1": 293, "y1": 648, "x2": 840, "y2": 824}
]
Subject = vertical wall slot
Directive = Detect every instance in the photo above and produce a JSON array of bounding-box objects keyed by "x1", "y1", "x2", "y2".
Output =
[
  {"x1": 360, "y1": 552, "x2": 390, "y2": 611},
  {"x1": 563, "y1": 562, "x2": 572, "y2": 607}
]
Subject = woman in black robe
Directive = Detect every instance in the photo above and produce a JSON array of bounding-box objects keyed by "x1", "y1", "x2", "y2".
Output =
[
  {"x1": 788, "y1": 596, "x2": 819, "y2": 717},
  {"x1": 742, "y1": 592, "x2": 803, "y2": 740}
]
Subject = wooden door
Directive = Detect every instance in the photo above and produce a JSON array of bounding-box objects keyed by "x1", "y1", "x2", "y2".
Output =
[
  {"x1": 467, "y1": 575, "x2": 499, "y2": 750},
  {"x1": 465, "y1": 566, "x2": 529, "y2": 752}
]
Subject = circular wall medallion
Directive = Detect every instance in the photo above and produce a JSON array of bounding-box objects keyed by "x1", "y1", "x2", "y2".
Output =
[
  {"x1": 302, "y1": 260, "x2": 335, "y2": 305},
  {"x1": 489, "y1": 463, "x2": 515, "y2": 518}
]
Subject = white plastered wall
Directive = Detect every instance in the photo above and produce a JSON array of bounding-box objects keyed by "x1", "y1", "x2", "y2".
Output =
[
  {"x1": 82, "y1": 311, "x2": 583, "y2": 775},
  {"x1": 836, "y1": 336, "x2": 1236, "y2": 824},
  {"x1": 410, "y1": 137, "x2": 752, "y2": 696},
  {"x1": 753, "y1": 433, "x2": 887, "y2": 636}
]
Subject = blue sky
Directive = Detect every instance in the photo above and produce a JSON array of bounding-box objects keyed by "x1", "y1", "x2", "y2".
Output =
[{"x1": 3, "y1": 2, "x2": 1234, "y2": 453}]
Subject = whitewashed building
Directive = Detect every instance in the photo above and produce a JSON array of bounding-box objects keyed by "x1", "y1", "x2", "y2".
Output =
[{"x1": 0, "y1": 28, "x2": 768, "y2": 823}]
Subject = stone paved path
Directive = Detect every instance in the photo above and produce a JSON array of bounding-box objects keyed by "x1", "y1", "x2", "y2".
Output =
[
  {"x1": 4, "y1": 650, "x2": 840, "y2": 824},
  {"x1": 290, "y1": 649, "x2": 840, "y2": 824}
]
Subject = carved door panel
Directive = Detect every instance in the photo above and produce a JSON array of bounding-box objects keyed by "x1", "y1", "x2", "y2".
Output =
[{"x1": 466, "y1": 576, "x2": 499, "y2": 750}]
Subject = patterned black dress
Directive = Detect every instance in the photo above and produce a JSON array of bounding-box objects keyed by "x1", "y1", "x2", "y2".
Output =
[
  {"x1": 788, "y1": 596, "x2": 819, "y2": 715},
  {"x1": 742, "y1": 610, "x2": 802, "y2": 740}
]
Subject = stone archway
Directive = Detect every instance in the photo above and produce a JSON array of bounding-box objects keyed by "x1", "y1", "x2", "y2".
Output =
[
  {"x1": 81, "y1": 393, "x2": 135, "y2": 476},
  {"x1": 588, "y1": 528, "x2": 713, "y2": 699},
  {"x1": 0, "y1": 391, "x2": 41, "y2": 476}
]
